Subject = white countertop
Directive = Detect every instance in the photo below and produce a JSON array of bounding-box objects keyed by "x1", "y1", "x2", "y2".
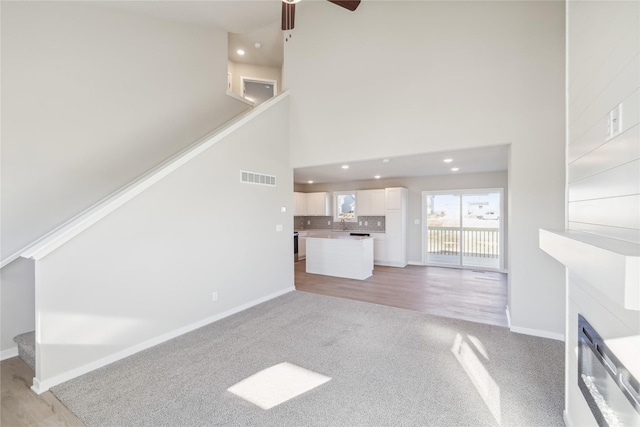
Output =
[
  {"x1": 296, "y1": 229, "x2": 384, "y2": 234},
  {"x1": 307, "y1": 234, "x2": 373, "y2": 240}
]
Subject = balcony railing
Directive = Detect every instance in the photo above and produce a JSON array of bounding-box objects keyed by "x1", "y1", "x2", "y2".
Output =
[{"x1": 427, "y1": 227, "x2": 499, "y2": 258}]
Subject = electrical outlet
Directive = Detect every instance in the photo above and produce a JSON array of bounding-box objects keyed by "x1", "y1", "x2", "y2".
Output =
[
  {"x1": 212, "y1": 291, "x2": 218, "y2": 302},
  {"x1": 378, "y1": 221, "x2": 381, "y2": 226},
  {"x1": 359, "y1": 221, "x2": 362, "y2": 226},
  {"x1": 365, "y1": 221, "x2": 368, "y2": 226},
  {"x1": 612, "y1": 104, "x2": 621, "y2": 136},
  {"x1": 607, "y1": 103, "x2": 623, "y2": 140},
  {"x1": 307, "y1": 220, "x2": 310, "y2": 225},
  {"x1": 328, "y1": 221, "x2": 331, "y2": 225}
]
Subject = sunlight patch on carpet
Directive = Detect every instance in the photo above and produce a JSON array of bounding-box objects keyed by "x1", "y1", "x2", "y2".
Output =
[
  {"x1": 228, "y1": 362, "x2": 331, "y2": 410},
  {"x1": 452, "y1": 333, "x2": 502, "y2": 424}
]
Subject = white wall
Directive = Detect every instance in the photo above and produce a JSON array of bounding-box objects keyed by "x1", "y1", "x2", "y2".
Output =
[
  {"x1": 34, "y1": 96, "x2": 292, "y2": 390},
  {"x1": 285, "y1": 1, "x2": 566, "y2": 337},
  {"x1": 296, "y1": 171, "x2": 508, "y2": 266},
  {"x1": 0, "y1": 259, "x2": 35, "y2": 357},
  {"x1": 1, "y1": 2, "x2": 248, "y2": 262},
  {"x1": 0, "y1": 1, "x2": 250, "y2": 355},
  {"x1": 565, "y1": 1, "x2": 639, "y2": 425},
  {"x1": 228, "y1": 61, "x2": 282, "y2": 97},
  {"x1": 567, "y1": 1, "x2": 640, "y2": 243}
]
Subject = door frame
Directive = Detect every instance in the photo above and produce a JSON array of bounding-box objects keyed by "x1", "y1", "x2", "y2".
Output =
[
  {"x1": 421, "y1": 188, "x2": 505, "y2": 272},
  {"x1": 240, "y1": 76, "x2": 278, "y2": 101}
]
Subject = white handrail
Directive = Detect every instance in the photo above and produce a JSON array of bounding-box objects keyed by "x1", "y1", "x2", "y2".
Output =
[{"x1": 1, "y1": 91, "x2": 290, "y2": 268}]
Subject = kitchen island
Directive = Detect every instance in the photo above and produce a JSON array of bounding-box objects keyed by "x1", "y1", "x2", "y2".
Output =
[{"x1": 305, "y1": 234, "x2": 374, "y2": 280}]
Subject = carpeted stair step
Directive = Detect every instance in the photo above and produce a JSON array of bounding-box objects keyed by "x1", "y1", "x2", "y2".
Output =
[{"x1": 14, "y1": 331, "x2": 35, "y2": 372}]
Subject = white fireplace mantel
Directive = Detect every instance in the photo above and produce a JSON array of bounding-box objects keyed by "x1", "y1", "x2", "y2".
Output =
[{"x1": 539, "y1": 229, "x2": 640, "y2": 311}]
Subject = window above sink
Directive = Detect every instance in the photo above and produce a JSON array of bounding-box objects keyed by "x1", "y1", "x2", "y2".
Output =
[{"x1": 334, "y1": 191, "x2": 357, "y2": 222}]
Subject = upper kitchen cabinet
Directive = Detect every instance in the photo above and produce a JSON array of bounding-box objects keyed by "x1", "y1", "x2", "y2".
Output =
[
  {"x1": 295, "y1": 192, "x2": 332, "y2": 216},
  {"x1": 386, "y1": 187, "x2": 405, "y2": 210},
  {"x1": 357, "y1": 189, "x2": 386, "y2": 216},
  {"x1": 307, "y1": 192, "x2": 332, "y2": 216},
  {"x1": 294, "y1": 192, "x2": 307, "y2": 216}
]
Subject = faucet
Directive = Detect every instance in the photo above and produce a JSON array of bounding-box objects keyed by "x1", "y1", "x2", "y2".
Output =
[{"x1": 340, "y1": 218, "x2": 347, "y2": 231}]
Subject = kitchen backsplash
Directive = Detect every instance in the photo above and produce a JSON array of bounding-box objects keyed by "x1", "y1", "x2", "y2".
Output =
[{"x1": 294, "y1": 216, "x2": 386, "y2": 232}]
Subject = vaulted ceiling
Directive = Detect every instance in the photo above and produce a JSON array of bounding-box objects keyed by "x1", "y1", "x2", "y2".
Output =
[
  {"x1": 97, "y1": 1, "x2": 284, "y2": 67},
  {"x1": 94, "y1": 1, "x2": 509, "y2": 183}
]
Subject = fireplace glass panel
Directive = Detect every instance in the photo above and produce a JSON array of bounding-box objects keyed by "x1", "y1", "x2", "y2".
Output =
[{"x1": 578, "y1": 315, "x2": 640, "y2": 427}]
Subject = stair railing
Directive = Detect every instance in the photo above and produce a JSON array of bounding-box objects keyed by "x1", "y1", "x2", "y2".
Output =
[{"x1": 0, "y1": 90, "x2": 290, "y2": 269}]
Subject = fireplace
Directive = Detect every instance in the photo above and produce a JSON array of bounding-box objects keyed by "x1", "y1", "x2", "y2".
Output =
[
  {"x1": 578, "y1": 315, "x2": 640, "y2": 426},
  {"x1": 539, "y1": 229, "x2": 640, "y2": 425}
]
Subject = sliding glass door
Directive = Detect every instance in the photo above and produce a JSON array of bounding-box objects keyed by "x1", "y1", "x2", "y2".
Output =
[
  {"x1": 424, "y1": 190, "x2": 503, "y2": 270},
  {"x1": 425, "y1": 194, "x2": 461, "y2": 266}
]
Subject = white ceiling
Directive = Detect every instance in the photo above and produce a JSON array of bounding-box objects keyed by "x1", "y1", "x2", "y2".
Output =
[
  {"x1": 293, "y1": 145, "x2": 509, "y2": 184},
  {"x1": 90, "y1": 1, "x2": 510, "y2": 183},
  {"x1": 229, "y1": 22, "x2": 284, "y2": 68},
  {"x1": 94, "y1": 1, "x2": 284, "y2": 68},
  {"x1": 94, "y1": 1, "x2": 280, "y2": 34}
]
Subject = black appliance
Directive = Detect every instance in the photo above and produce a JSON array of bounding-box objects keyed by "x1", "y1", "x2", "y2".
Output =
[{"x1": 294, "y1": 232, "x2": 299, "y2": 262}]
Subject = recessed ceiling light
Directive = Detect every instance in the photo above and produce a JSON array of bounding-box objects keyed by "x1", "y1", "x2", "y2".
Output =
[
  {"x1": 444, "y1": 158, "x2": 453, "y2": 163},
  {"x1": 307, "y1": 180, "x2": 314, "y2": 184},
  {"x1": 451, "y1": 167, "x2": 460, "y2": 172},
  {"x1": 341, "y1": 165, "x2": 349, "y2": 169},
  {"x1": 382, "y1": 159, "x2": 390, "y2": 163},
  {"x1": 254, "y1": 42, "x2": 262, "y2": 49},
  {"x1": 237, "y1": 49, "x2": 245, "y2": 55},
  {"x1": 374, "y1": 175, "x2": 381, "y2": 179}
]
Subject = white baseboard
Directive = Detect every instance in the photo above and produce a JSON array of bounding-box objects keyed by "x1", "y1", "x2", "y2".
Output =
[
  {"x1": 375, "y1": 261, "x2": 408, "y2": 268},
  {"x1": 510, "y1": 324, "x2": 565, "y2": 341},
  {"x1": 1, "y1": 347, "x2": 19, "y2": 361},
  {"x1": 407, "y1": 260, "x2": 423, "y2": 266},
  {"x1": 31, "y1": 286, "x2": 295, "y2": 394},
  {"x1": 31, "y1": 377, "x2": 43, "y2": 394},
  {"x1": 505, "y1": 306, "x2": 511, "y2": 328},
  {"x1": 563, "y1": 409, "x2": 573, "y2": 427}
]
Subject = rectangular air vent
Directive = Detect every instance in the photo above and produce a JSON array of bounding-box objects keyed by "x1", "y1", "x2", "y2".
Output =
[{"x1": 240, "y1": 170, "x2": 276, "y2": 187}]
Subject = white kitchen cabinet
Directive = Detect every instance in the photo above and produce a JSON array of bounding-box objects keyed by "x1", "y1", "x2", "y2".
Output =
[
  {"x1": 298, "y1": 231, "x2": 308, "y2": 259},
  {"x1": 371, "y1": 233, "x2": 387, "y2": 265},
  {"x1": 306, "y1": 235, "x2": 374, "y2": 280},
  {"x1": 357, "y1": 189, "x2": 386, "y2": 216},
  {"x1": 294, "y1": 192, "x2": 307, "y2": 216},
  {"x1": 306, "y1": 192, "x2": 332, "y2": 216},
  {"x1": 294, "y1": 192, "x2": 331, "y2": 216},
  {"x1": 385, "y1": 187, "x2": 404, "y2": 210},
  {"x1": 357, "y1": 190, "x2": 372, "y2": 216},
  {"x1": 383, "y1": 187, "x2": 408, "y2": 267},
  {"x1": 371, "y1": 190, "x2": 386, "y2": 215}
]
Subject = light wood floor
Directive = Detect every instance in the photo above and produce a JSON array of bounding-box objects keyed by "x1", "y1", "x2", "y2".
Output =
[
  {"x1": 1, "y1": 262, "x2": 507, "y2": 426},
  {"x1": 295, "y1": 260, "x2": 509, "y2": 328},
  {"x1": 1, "y1": 356, "x2": 84, "y2": 426}
]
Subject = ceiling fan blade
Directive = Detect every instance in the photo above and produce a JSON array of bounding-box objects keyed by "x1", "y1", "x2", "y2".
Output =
[
  {"x1": 327, "y1": 0, "x2": 361, "y2": 12},
  {"x1": 282, "y1": 2, "x2": 296, "y2": 31}
]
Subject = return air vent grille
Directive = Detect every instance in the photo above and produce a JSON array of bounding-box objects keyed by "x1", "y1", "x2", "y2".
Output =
[{"x1": 240, "y1": 170, "x2": 276, "y2": 187}]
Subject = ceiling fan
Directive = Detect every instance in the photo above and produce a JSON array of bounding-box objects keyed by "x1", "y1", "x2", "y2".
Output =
[{"x1": 281, "y1": 0, "x2": 361, "y2": 31}]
